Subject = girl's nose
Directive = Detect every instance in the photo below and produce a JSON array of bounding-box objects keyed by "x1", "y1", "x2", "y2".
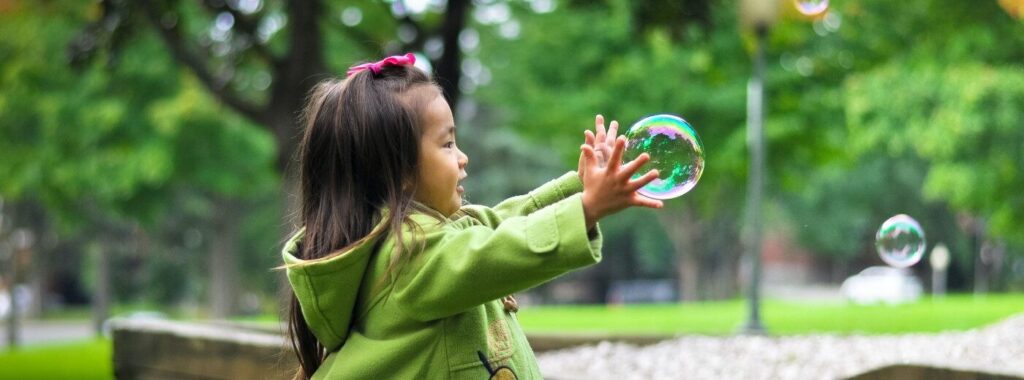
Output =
[{"x1": 457, "y1": 147, "x2": 469, "y2": 169}]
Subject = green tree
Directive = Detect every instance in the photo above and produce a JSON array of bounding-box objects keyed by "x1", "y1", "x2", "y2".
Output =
[
  {"x1": 0, "y1": 1, "x2": 277, "y2": 323},
  {"x1": 75, "y1": 0, "x2": 475, "y2": 172},
  {"x1": 474, "y1": 0, "x2": 750, "y2": 300},
  {"x1": 475, "y1": 0, "x2": 1024, "y2": 297},
  {"x1": 767, "y1": 0, "x2": 1024, "y2": 289},
  {"x1": 65, "y1": 0, "x2": 482, "y2": 316}
]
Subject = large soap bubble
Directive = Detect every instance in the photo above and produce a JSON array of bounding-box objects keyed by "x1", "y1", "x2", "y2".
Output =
[
  {"x1": 875, "y1": 214, "x2": 927, "y2": 268},
  {"x1": 622, "y1": 114, "x2": 705, "y2": 200}
]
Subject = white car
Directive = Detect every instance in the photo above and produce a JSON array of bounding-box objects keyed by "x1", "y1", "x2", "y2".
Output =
[
  {"x1": 0, "y1": 285, "x2": 33, "y2": 318},
  {"x1": 0, "y1": 290, "x2": 8, "y2": 318},
  {"x1": 840, "y1": 266, "x2": 922, "y2": 305}
]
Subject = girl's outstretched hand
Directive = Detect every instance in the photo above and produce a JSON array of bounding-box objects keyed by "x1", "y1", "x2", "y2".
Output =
[
  {"x1": 578, "y1": 135, "x2": 663, "y2": 230},
  {"x1": 583, "y1": 114, "x2": 618, "y2": 169}
]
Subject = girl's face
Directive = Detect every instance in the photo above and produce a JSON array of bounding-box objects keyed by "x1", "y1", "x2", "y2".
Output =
[{"x1": 413, "y1": 90, "x2": 468, "y2": 216}]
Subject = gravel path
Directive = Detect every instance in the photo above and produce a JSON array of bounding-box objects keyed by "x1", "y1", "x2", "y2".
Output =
[{"x1": 537, "y1": 314, "x2": 1024, "y2": 379}]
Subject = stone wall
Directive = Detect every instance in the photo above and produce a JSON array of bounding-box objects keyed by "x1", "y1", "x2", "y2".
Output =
[
  {"x1": 109, "y1": 319, "x2": 663, "y2": 379},
  {"x1": 112, "y1": 319, "x2": 1022, "y2": 380},
  {"x1": 110, "y1": 319, "x2": 296, "y2": 380}
]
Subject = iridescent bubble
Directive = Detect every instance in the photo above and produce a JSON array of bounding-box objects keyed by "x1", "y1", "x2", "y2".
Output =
[
  {"x1": 875, "y1": 214, "x2": 927, "y2": 268},
  {"x1": 622, "y1": 114, "x2": 705, "y2": 200},
  {"x1": 794, "y1": 0, "x2": 829, "y2": 17}
]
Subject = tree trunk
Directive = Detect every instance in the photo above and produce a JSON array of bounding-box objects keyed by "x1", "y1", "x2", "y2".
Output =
[
  {"x1": 972, "y1": 233, "x2": 987, "y2": 295},
  {"x1": 277, "y1": 169, "x2": 302, "y2": 322},
  {"x1": 90, "y1": 241, "x2": 110, "y2": 336},
  {"x1": 712, "y1": 245, "x2": 739, "y2": 299},
  {"x1": 436, "y1": 0, "x2": 470, "y2": 108},
  {"x1": 208, "y1": 198, "x2": 239, "y2": 319},
  {"x1": 659, "y1": 206, "x2": 701, "y2": 301},
  {"x1": 262, "y1": 0, "x2": 327, "y2": 172},
  {"x1": 4, "y1": 239, "x2": 19, "y2": 348}
]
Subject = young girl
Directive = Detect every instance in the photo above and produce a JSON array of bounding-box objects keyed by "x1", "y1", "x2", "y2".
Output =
[{"x1": 282, "y1": 53, "x2": 662, "y2": 380}]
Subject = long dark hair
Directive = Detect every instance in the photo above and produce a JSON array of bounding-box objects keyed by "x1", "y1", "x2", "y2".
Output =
[{"x1": 287, "y1": 64, "x2": 437, "y2": 379}]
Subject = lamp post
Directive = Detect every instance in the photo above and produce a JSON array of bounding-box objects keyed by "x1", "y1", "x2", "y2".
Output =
[{"x1": 739, "y1": 0, "x2": 779, "y2": 335}]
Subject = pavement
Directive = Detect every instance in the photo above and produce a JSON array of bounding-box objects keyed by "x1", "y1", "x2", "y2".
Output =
[
  {"x1": 0, "y1": 319, "x2": 94, "y2": 349},
  {"x1": 538, "y1": 314, "x2": 1024, "y2": 379}
]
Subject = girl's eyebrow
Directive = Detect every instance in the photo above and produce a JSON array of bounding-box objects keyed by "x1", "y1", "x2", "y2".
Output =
[{"x1": 436, "y1": 125, "x2": 455, "y2": 141}]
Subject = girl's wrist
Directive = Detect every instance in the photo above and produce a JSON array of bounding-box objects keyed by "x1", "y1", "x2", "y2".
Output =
[{"x1": 581, "y1": 191, "x2": 600, "y2": 230}]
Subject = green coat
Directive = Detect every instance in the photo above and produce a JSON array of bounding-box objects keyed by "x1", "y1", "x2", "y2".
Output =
[{"x1": 283, "y1": 172, "x2": 603, "y2": 379}]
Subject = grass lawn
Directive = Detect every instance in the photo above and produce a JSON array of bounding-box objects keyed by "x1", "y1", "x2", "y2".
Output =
[
  {"x1": 1, "y1": 294, "x2": 1019, "y2": 378},
  {"x1": 0, "y1": 339, "x2": 111, "y2": 380},
  {"x1": 516, "y1": 294, "x2": 1024, "y2": 335}
]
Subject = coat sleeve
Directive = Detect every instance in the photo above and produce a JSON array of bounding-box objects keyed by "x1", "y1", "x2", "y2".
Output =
[
  {"x1": 459, "y1": 171, "x2": 583, "y2": 228},
  {"x1": 389, "y1": 193, "x2": 601, "y2": 321}
]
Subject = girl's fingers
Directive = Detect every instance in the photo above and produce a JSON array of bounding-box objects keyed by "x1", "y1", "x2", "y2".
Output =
[
  {"x1": 584, "y1": 130, "x2": 596, "y2": 147},
  {"x1": 595, "y1": 115, "x2": 607, "y2": 143},
  {"x1": 607, "y1": 136, "x2": 627, "y2": 171},
  {"x1": 631, "y1": 195, "x2": 664, "y2": 209},
  {"x1": 581, "y1": 144, "x2": 598, "y2": 167},
  {"x1": 578, "y1": 145, "x2": 587, "y2": 174},
  {"x1": 619, "y1": 153, "x2": 650, "y2": 179},
  {"x1": 628, "y1": 169, "x2": 660, "y2": 191},
  {"x1": 608, "y1": 120, "x2": 619, "y2": 142}
]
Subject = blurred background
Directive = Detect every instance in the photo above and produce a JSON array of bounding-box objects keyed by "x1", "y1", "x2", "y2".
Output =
[{"x1": 0, "y1": 0, "x2": 1022, "y2": 377}]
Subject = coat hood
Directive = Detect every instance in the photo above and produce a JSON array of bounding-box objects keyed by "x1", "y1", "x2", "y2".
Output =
[{"x1": 282, "y1": 227, "x2": 380, "y2": 352}]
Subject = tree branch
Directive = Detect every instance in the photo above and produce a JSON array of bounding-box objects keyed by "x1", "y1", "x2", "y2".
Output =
[
  {"x1": 199, "y1": 0, "x2": 281, "y2": 65},
  {"x1": 396, "y1": 1, "x2": 429, "y2": 52},
  {"x1": 137, "y1": 1, "x2": 265, "y2": 125},
  {"x1": 334, "y1": 24, "x2": 385, "y2": 55}
]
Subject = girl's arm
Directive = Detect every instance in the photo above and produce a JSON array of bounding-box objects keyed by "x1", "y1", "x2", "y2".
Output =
[
  {"x1": 392, "y1": 193, "x2": 599, "y2": 321},
  {"x1": 457, "y1": 115, "x2": 617, "y2": 227},
  {"x1": 459, "y1": 171, "x2": 582, "y2": 228},
  {"x1": 392, "y1": 134, "x2": 661, "y2": 321}
]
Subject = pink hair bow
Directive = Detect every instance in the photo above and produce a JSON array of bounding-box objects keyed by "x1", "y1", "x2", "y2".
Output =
[{"x1": 346, "y1": 53, "x2": 417, "y2": 77}]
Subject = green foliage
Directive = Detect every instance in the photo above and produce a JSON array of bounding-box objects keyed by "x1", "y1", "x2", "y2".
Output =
[
  {"x1": 0, "y1": 1, "x2": 279, "y2": 306},
  {"x1": 778, "y1": 0, "x2": 1024, "y2": 255},
  {"x1": 597, "y1": 207, "x2": 676, "y2": 277},
  {"x1": 471, "y1": 0, "x2": 1024, "y2": 285},
  {"x1": 0, "y1": 2, "x2": 178, "y2": 225},
  {"x1": 3, "y1": 0, "x2": 1024, "y2": 307},
  {"x1": 846, "y1": 63, "x2": 1024, "y2": 244},
  {"x1": 0, "y1": 2, "x2": 277, "y2": 226},
  {"x1": 148, "y1": 78, "x2": 278, "y2": 199}
]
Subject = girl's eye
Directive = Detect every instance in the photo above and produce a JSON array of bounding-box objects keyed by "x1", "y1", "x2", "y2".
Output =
[{"x1": 444, "y1": 141, "x2": 455, "y2": 149}]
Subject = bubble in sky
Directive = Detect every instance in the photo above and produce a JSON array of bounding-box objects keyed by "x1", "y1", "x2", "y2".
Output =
[
  {"x1": 794, "y1": 0, "x2": 829, "y2": 17},
  {"x1": 622, "y1": 114, "x2": 705, "y2": 200},
  {"x1": 875, "y1": 214, "x2": 927, "y2": 268}
]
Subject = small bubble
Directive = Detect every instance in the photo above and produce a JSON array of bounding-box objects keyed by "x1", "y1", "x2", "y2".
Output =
[
  {"x1": 794, "y1": 0, "x2": 828, "y2": 17},
  {"x1": 875, "y1": 214, "x2": 926, "y2": 268}
]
